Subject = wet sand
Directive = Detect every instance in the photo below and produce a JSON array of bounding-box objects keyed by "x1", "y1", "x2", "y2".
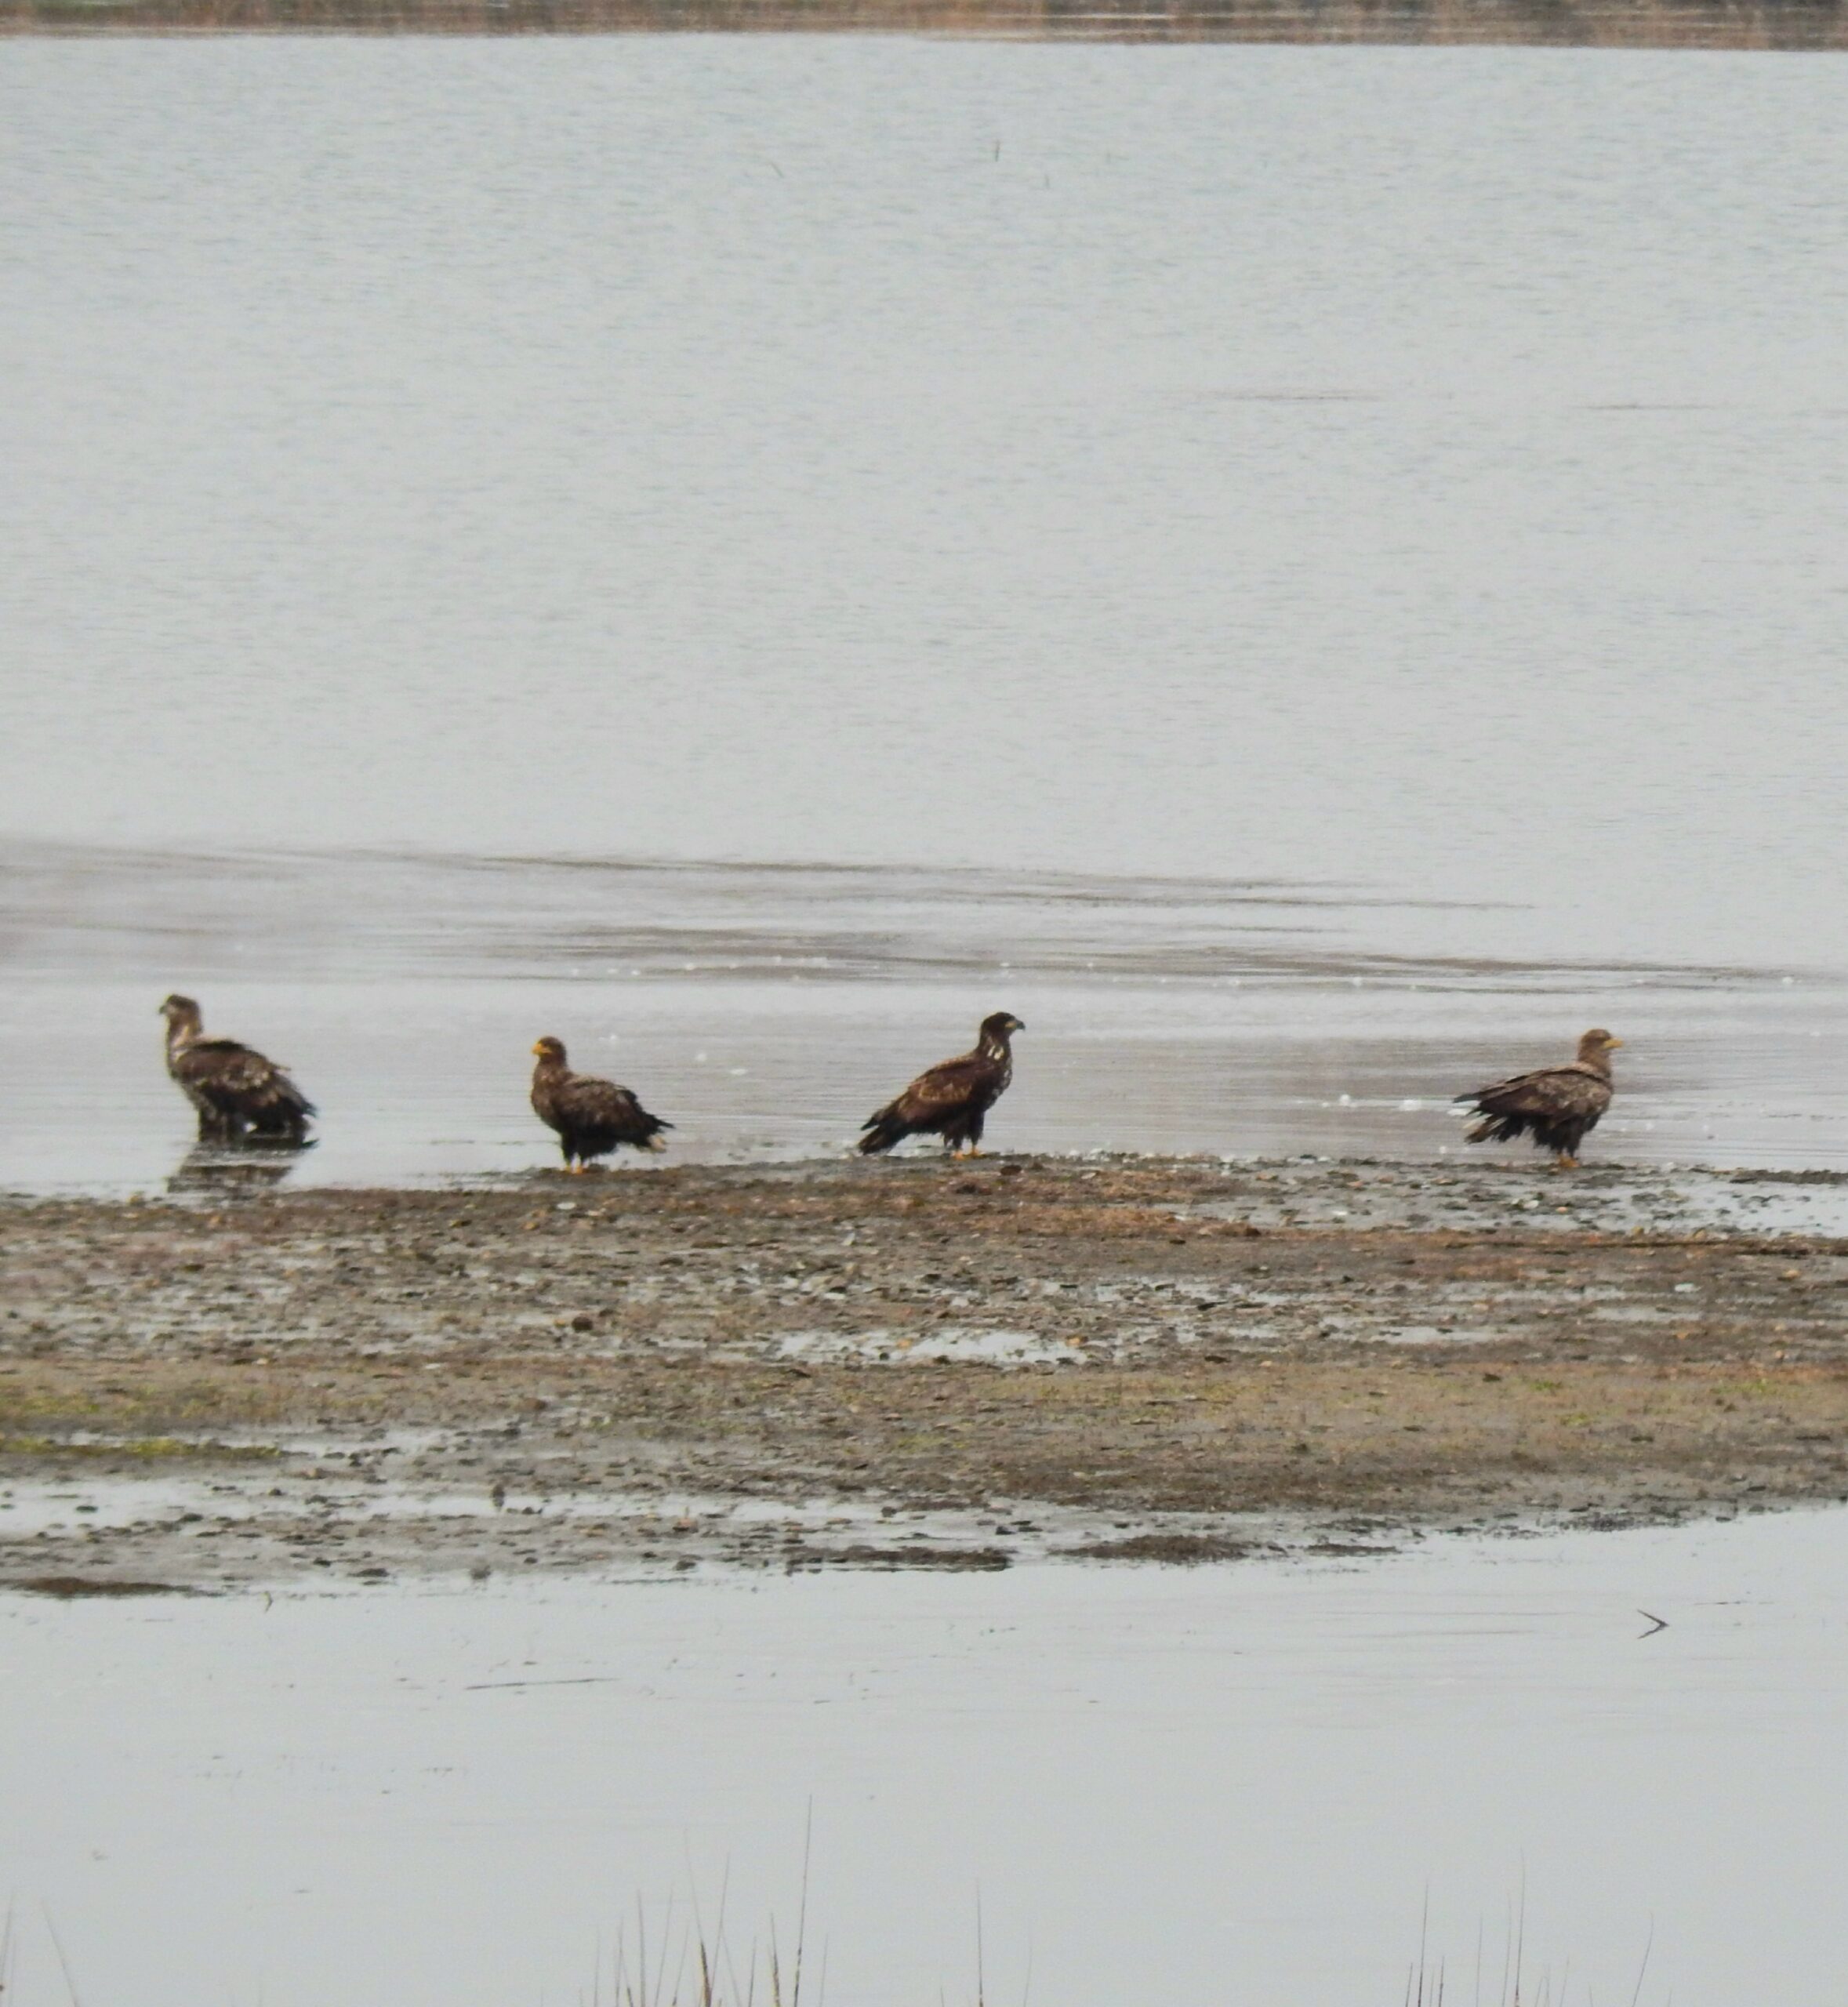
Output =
[{"x1": 4, "y1": 1155, "x2": 1846, "y2": 1591}]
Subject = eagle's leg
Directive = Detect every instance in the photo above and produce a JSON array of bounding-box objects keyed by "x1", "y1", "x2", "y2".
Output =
[{"x1": 1550, "y1": 1153, "x2": 1580, "y2": 1170}]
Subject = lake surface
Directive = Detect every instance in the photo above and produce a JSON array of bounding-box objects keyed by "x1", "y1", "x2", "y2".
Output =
[
  {"x1": 3, "y1": 42, "x2": 1847, "y2": 1183},
  {"x1": 2, "y1": 1507, "x2": 1844, "y2": 2006}
]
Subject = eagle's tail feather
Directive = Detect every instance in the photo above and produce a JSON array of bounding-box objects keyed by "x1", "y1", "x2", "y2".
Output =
[
  {"x1": 1465, "y1": 1107, "x2": 1531, "y2": 1145},
  {"x1": 252, "y1": 1076, "x2": 316, "y2": 1142},
  {"x1": 858, "y1": 1110, "x2": 906, "y2": 1156}
]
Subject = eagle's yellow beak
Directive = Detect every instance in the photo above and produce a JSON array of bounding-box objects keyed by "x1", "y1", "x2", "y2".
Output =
[
  {"x1": 531, "y1": 1040, "x2": 546, "y2": 1057},
  {"x1": 1607, "y1": 1037, "x2": 1624, "y2": 1049}
]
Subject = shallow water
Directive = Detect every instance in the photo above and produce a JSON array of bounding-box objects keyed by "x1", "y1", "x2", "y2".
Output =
[
  {"x1": 2, "y1": 840, "x2": 1846, "y2": 1186},
  {"x1": 5, "y1": 42, "x2": 1848, "y2": 1182},
  {"x1": 1, "y1": 1508, "x2": 1844, "y2": 2006},
  {"x1": 0, "y1": 839, "x2": 1838, "y2": 1180}
]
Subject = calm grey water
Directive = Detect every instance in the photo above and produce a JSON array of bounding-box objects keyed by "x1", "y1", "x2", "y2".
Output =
[
  {"x1": 2, "y1": 1508, "x2": 1845, "y2": 2006},
  {"x1": 3, "y1": 42, "x2": 1847, "y2": 1181}
]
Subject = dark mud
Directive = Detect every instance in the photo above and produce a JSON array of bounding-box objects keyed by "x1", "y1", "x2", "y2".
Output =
[
  {"x1": 3, "y1": 1156, "x2": 1846, "y2": 1591},
  {"x1": 7, "y1": 0, "x2": 1848, "y2": 46}
]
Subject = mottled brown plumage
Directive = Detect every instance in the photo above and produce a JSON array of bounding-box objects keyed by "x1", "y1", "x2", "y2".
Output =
[
  {"x1": 1457, "y1": 1029, "x2": 1621, "y2": 1167},
  {"x1": 159, "y1": 994, "x2": 316, "y2": 1146},
  {"x1": 530, "y1": 1036, "x2": 670, "y2": 1170},
  {"x1": 859, "y1": 1012, "x2": 1024, "y2": 1157}
]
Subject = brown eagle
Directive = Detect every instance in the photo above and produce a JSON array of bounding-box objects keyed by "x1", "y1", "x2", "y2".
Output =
[
  {"x1": 859, "y1": 1011, "x2": 1024, "y2": 1157},
  {"x1": 530, "y1": 1036, "x2": 671, "y2": 1170},
  {"x1": 159, "y1": 994, "x2": 316, "y2": 1146},
  {"x1": 1456, "y1": 1029, "x2": 1621, "y2": 1167}
]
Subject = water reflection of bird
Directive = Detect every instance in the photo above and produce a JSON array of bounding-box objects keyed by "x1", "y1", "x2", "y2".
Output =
[
  {"x1": 167, "y1": 1143, "x2": 307, "y2": 1196},
  {"x1": 530, "y1": 1036, "x2": 671, "y2": 1170},
  {"x1": 1456, "y1": 1029, "x2": 1621, "y2": 1168},
  {"x1": 859, "y1": 1012, "x2": 1025, "y2": 1158},
  {"x1": 159, "y1": 995, "x2": 317, "y2": 1146}
]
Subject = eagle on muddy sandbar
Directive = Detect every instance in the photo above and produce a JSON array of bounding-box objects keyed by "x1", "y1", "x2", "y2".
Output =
[
  {"x1": 858, "y1": 1011, "x2": 1025, "y2": 1158},
  {"x1": 530, "y1": 1036, "x2": 671, "y2": 1170},
  {"x1": 159, "y1": 994, "x2": 317, "y2": 1146},
  {"x1": 1456, "y1": 1028, "x2": 1621, "y2": 1168}
]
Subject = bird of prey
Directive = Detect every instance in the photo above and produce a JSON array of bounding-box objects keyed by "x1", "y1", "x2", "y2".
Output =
[
  {"x1": 530, "y1": 1036, "x2": 671, "y2": 1170},
  {"x1": 859, "y1": 1012, "x2": 1025, "y2": 1158},
  {"x1": 159, "y1": 994, "x2": 316, "y2": 1146},
  {"x1": 1457, "y1": 1028, "x2": 1621, "y2": 1168}
]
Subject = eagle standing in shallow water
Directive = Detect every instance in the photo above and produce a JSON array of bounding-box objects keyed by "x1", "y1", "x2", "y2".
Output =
[
  {"x1": 159, "y1": 994, "x2": 317, "y2": 1145},
  {"x1": 1457, "y1": 1029, "x2": 1621, "y2": 1168},
  {"x1": 859, "y1": 1012, "x2": 1025, "y2": 1158},
  {"x1": 530, "y1": 1036, "x2": 671, "y2": 1170}
]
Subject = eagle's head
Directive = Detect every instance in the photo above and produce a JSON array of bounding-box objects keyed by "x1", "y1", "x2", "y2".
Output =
[
  {"x1": 159, "y1": 993, "x2": 202, "y2": 1029},
  {"x1": 1578, "y1": 1029, "x2": 1621, "y2": 1066},
  {"x1": 532, "y1": 1036, "x2": 568, "y2": 1065},
  {"x1": 980, "y1": 1012, "x2": 1026, "y2": 1042}
]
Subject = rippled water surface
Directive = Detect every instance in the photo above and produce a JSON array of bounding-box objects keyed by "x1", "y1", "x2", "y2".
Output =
[
  {"x1": 3, "y1": 41, "x2": 1846, "y2": 1181},
  {"x1": 2, "y1": 840, "x2": 1845, "y2": 1185}
]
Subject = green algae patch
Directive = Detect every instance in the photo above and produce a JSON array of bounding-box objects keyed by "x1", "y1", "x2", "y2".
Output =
[{"x1": 0, "y1": 1433, "x2": 281, "y2": 1461}]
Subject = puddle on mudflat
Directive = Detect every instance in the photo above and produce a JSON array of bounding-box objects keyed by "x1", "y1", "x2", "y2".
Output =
[
  {"x1": 0, "y1": 1508, "x2": 1843, "y2": 2006},
  {"x1": 777, "y1": 1323, "x2": 1084, "y2": 1366},
  {"x1": 0, "y1": 1458, "x2": 1347, "y2": 1581},
  {"x1": 1185, "y1": 1158, "x2": 1848, "y2": 1239}
]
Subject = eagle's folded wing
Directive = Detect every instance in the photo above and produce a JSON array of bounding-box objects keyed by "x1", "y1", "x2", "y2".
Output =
[
  {"x1": 174, "y1": 1035, "x2": 316, "y2": 1131},
  {"x1": 883, "y1": 1053, "x2": 992, "y2": 1127},
  {"x1": 561, "y1": 1078, "x2": 644, "y2": 1127},
  {"x1": 1465, "y1": 1062, "x2": 1607, "y2": 1119},
  {"x1": 178, "y1": 1039, "x2": 310, "y2": 1102}
]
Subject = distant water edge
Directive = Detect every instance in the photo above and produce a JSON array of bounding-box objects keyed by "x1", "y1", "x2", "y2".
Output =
[{"x1": 7, "y1": 0, "x2": 1848, "y2": 45}]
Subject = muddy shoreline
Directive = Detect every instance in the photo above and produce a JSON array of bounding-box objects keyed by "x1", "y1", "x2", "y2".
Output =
[
  {"x1": 3, "y1": 1156, "x2": 1846, "y2": 1593},
  {"x1": 8, "y1": 0, "x2": 1848, "y2": 47}
]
